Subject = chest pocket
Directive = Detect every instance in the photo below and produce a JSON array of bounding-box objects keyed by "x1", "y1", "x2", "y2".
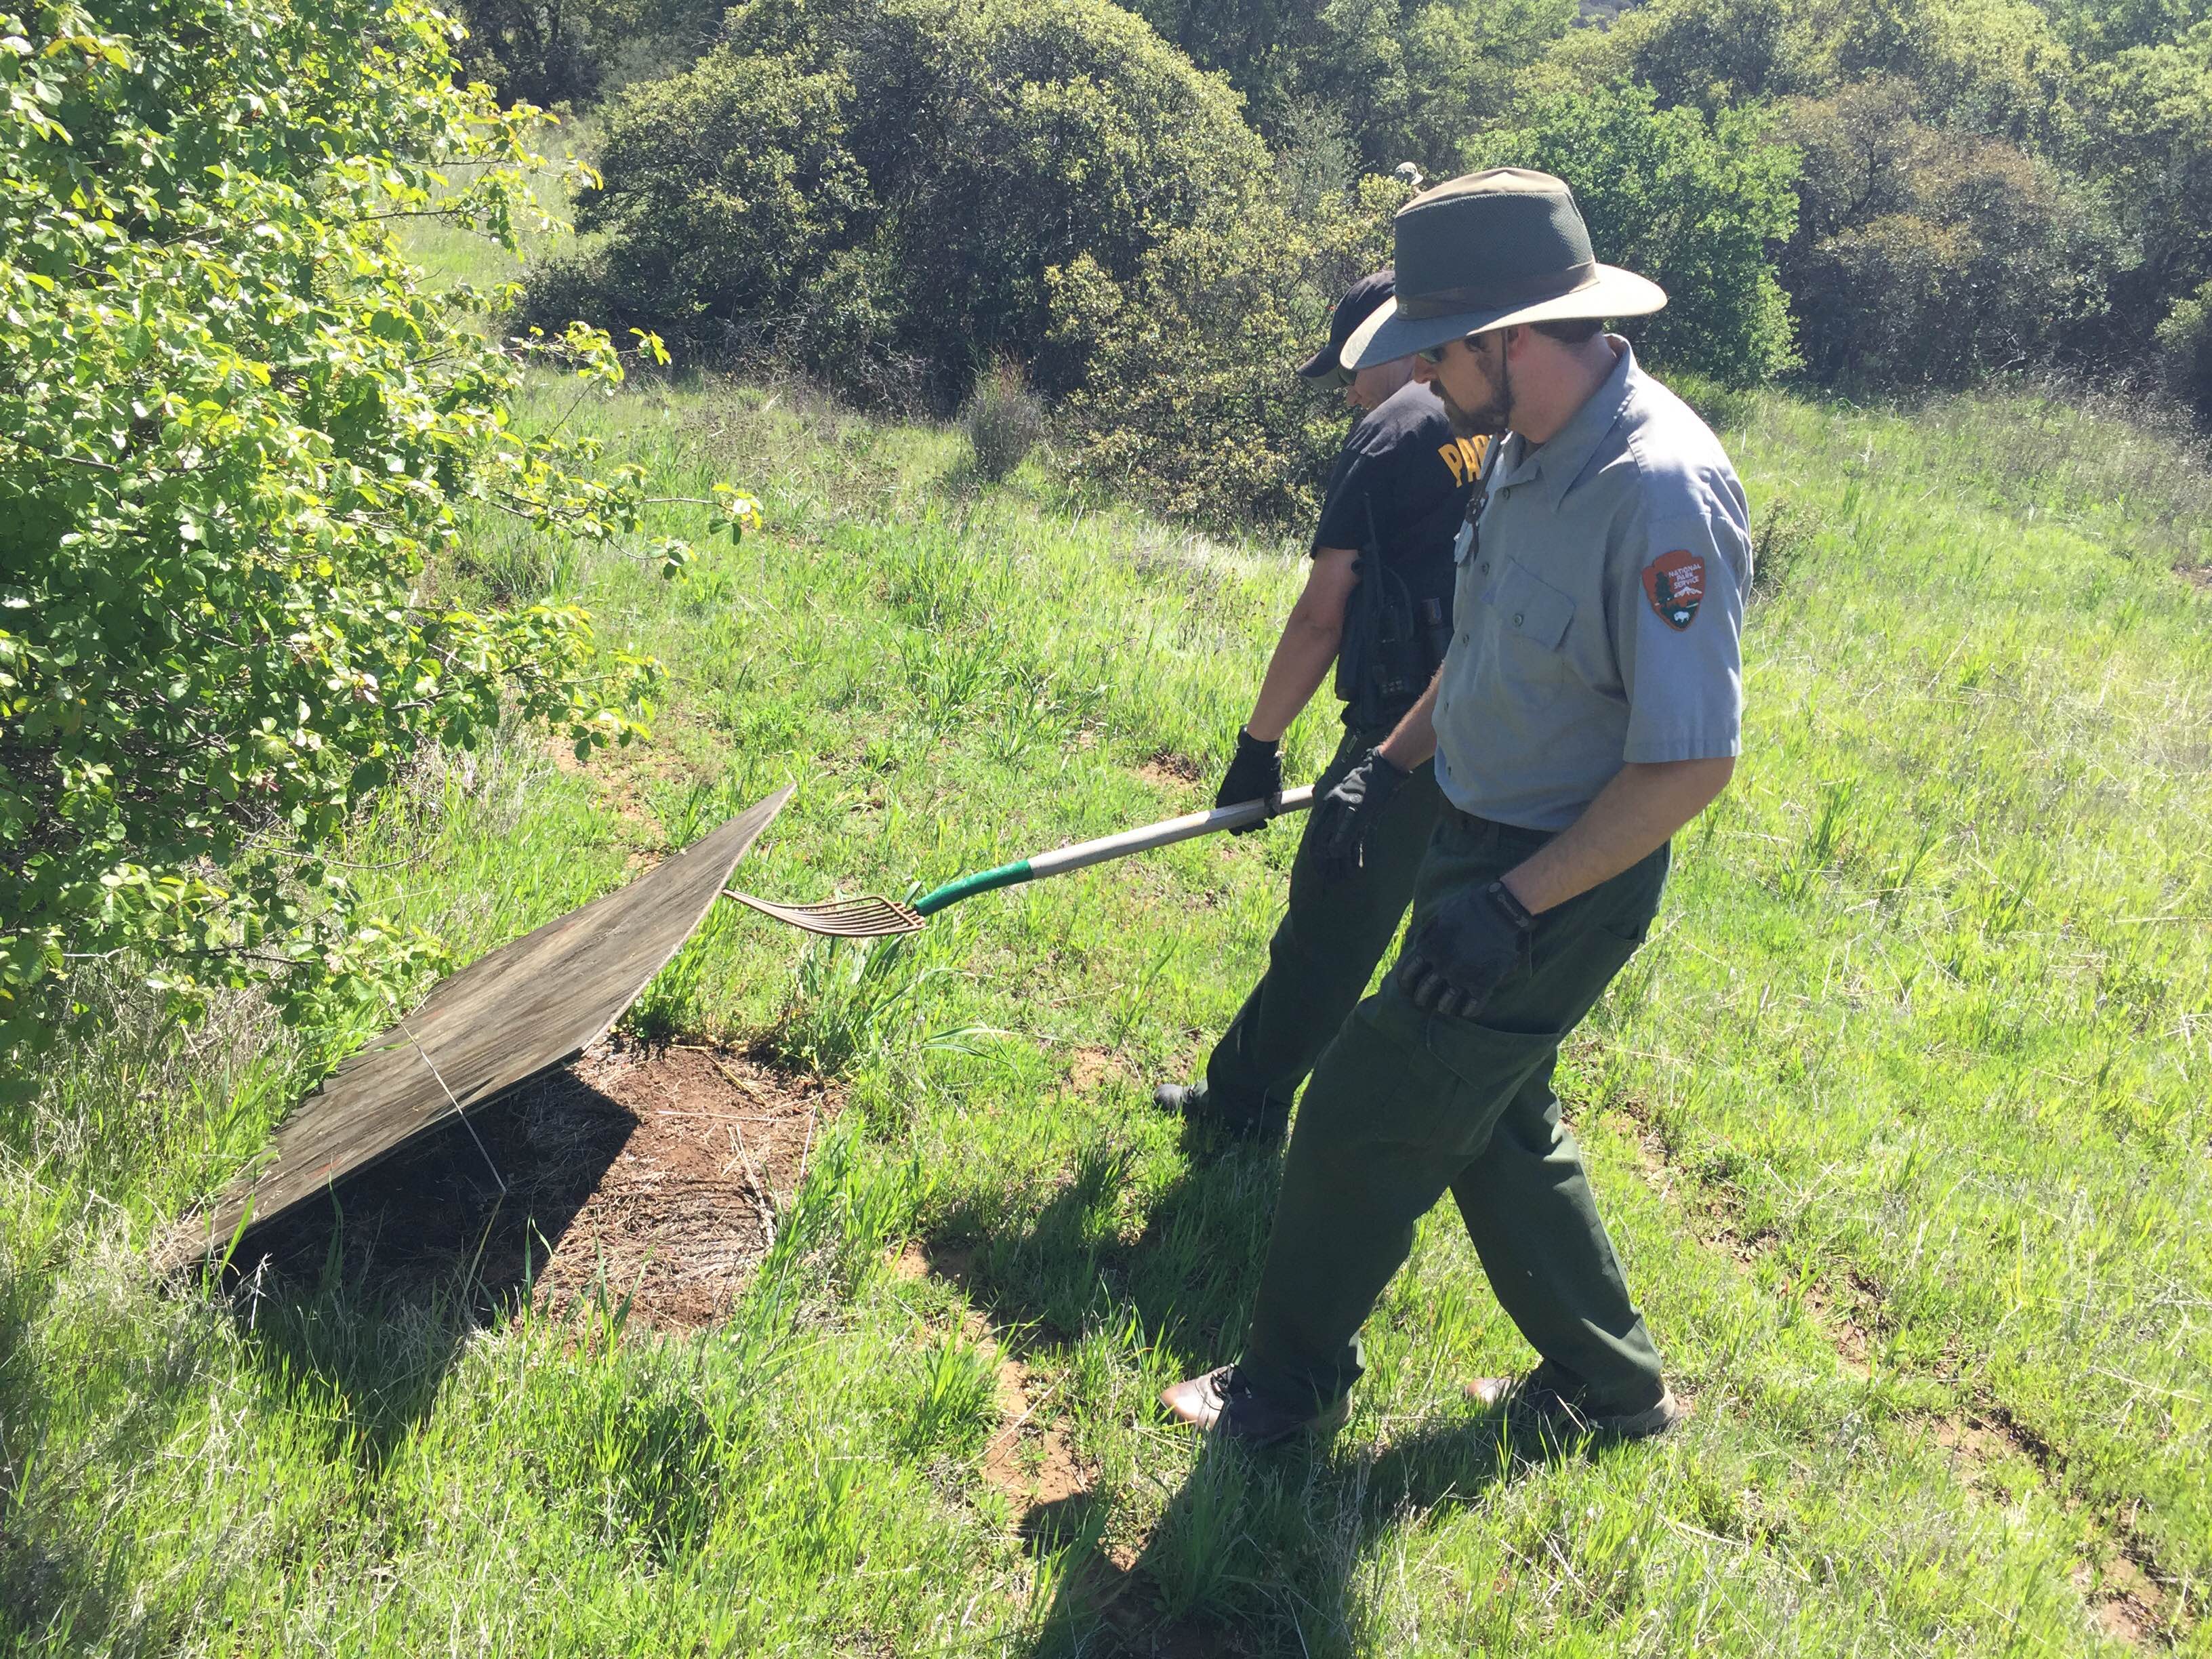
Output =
[
  {"x1": 1477, "y1": 559, "x2": 1584, "y2": 721},
  {"x1": 1483, "y1": 557, "x2": 1574, "y2": 651}
]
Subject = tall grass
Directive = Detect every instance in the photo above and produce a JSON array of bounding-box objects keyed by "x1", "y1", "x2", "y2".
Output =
[{"x1": 4, "y1": 352, "x2": 2207, "y2": 1654}]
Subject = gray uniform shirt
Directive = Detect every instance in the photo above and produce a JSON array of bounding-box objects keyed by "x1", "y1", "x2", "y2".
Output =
[{"x1": 1432, "y1": 338, "x2": 1750, "y2": 831}]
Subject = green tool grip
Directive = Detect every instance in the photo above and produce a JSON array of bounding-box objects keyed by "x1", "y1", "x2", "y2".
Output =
[{"x1": 914, "y1": 859, "x2": 1033, "y2": 917}]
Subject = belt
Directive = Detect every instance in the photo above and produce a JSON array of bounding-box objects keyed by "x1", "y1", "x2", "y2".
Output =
[{"x1": 1442, "y1": 800, "x2": 1554, "y2": 848}]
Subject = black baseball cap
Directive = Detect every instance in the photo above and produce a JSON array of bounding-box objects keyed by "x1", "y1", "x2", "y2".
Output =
[{"x1": 1296, "y1": 268, "x2": 1396, "y2": 383}]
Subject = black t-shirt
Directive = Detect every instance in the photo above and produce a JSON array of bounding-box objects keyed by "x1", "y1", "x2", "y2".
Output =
[{"x1": 1312, "y1": 382, "x2": 1488, "y2": 722}]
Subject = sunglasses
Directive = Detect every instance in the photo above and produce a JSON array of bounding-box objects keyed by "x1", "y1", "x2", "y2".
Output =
[{"x1": 1416, "y1": 333, "x2": 1481, "y2": 365}]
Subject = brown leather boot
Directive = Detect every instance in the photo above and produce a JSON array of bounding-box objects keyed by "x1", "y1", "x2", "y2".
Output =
[{"x1": 1160, "y1": 1365, "x2": 1349, "y2": 1445}]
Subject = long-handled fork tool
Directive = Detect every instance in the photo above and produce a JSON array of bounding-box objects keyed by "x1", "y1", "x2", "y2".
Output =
[{"x1": 723, "y1": 785, "x2": 1316, "y2": 938}]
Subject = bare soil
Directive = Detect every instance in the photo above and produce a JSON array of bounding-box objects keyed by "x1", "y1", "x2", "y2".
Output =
[
  {"x1": 1067, "y1": 1045, "x2": 1123, "y2": 1092},
  {"x1": 888, "y1": 1242, "x2": 1092, "y2": 1528},
  {"x1": 243, "y1": 1038, "x2": 838, "y2": 1332},
  {"x1": 1136, "y1": 752, "x2": 1205, "y2": 790}
]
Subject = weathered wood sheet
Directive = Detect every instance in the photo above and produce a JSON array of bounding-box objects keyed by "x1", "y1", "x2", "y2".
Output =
[{"x1": 157, "y1": 787, "x2": 793, "y2": 1271}]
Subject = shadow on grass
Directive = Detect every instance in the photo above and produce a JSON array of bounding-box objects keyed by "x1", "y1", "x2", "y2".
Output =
[
  {"x1": 915, "y1": 1113, "x2": 1616, "y2": 1654},
  {"x1": 220, "y1": 1069, "x2": 633, "y2": 1469},
  {"x1": 921, "y1": 1117, "x2": 1285, "y2": 1364},
  {"x1": 1025, "y1": 1408, "x2": 1594, "y2": 1657}
]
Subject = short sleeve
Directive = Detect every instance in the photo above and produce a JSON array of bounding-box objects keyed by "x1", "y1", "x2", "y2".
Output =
[
  {"x1": 1615, "y1": 502, "x2": 1748, "y2": 764},
  {"x1": 1311, "y1": 440, "x2": 1379, "y2": 555}
]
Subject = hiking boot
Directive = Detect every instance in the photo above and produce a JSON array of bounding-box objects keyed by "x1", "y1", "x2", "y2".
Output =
[
  {"x1": 1465, "y1": 1368, "x2": 1689, "y2": 1440},
  {"x1": 1160, "y1": 1365, "x2": 1350, "y2": 1446},
  {"x1": 1151, "y1": 1082, "x2": 1287, "y2": 1145}
]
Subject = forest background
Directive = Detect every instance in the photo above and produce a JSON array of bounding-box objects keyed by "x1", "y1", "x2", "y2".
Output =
[{"x1": 469, "y1": 0, "x2": 2212, "y2": 525}]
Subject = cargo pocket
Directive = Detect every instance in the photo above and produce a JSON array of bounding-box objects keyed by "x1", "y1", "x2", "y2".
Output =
[
  {"x1": 1529, "y1": 906, "x2": 1649, "y2": 983},
  {"x1": 1418, "y1": 1008, "x2": 1567, "y2": 1158}
]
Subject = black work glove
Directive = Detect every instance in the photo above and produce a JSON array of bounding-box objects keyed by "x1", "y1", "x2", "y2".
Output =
[
  {"x1": 1395, "y1": 879, "x2": 1536, "y2": 1020},
  {"x1": 1311, "y1": 747, "x2": 1410, "y2": 882},
  {"x1": 1215, "y1": 729, "x2": 1284, "y2": 834}
]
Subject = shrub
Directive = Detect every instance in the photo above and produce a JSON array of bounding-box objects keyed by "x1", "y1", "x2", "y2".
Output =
[
  {"x1": 2155, "y1": 281, "x2": 2212, "y2": 416},
  {"x1": 556, "y1": 47, "x2": 872, "y2": 333},
  {"x1": 1544, "y1": 0, "x2": 1811, "y2": 113},
  {"x1": 0, "y1": 0, "x2": 748, "y2": 1064},
  {"x1": 1552, "y1": 0, "x2": 2074, "y2": 136},
  {"x1": 1126, "y1": 0, "x2": 1575, "y2": 169},
  {"x1": 1781, "y1": 79, "x2": 2119, "y2": 386},
  {"x1": 449, "y1": 0, "x2": 714, "y2": 106},
  {"x1": 533, "y1": 0, "x2": 1268, "y2": 409},
  {"x1": 1749, "y1": 493, "x2": 1824, "y2": 598},
  {"x1": 962, "y1": 362, "x2": 1050, "y2": 481},
  {"x1": 2070, "y1": 31, "x2": 2212, "y2": 362},
  {"x1": 1054, "y1": 174, "x2": 1404, "y2": 528},
  {"x1": 1472, "y1": 83, "x2": 1801, "y2": 386}
]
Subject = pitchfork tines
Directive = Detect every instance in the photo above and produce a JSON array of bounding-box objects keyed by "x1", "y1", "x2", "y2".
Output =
[{"x1": 720, "y1": 888, "x2": 924, "y2": 938}]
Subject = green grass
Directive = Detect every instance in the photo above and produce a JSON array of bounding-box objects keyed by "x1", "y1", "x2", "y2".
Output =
[{"x1": 3, "y1": 211, "x2": 2210, "y2": 1655}]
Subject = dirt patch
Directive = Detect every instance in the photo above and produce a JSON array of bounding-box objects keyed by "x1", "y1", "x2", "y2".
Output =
[
  {"x1": 1136, "y1": 752, "x2": 1205, "y2": 790},
  {"x1": 1934, "y1": 1415, "x2": 2022, "y2": 1468},
  {"x1": 244, "y1": 1038, "x2": 837, "y2": 1332},
  {"x1": 548, "y1": 743, "x2": 665, "y2": 854},
  {"x1": 889, "y1": 1240, "x2": 1092, "y2": 1529},
  {"x1": 983, "y1": 1356, "x2": 1087, "y2": 1514},
  {"x1": 2078, "y1": 1556, "x2": 2163, "y2": 1647},
  {"x1": 890, "y1": 1237, "x2": 978, "y2": 1285},
  {"x1": 1069, "y1": 1046, "x2": 1122, "y2": 1092},
  {"x1": 526, "y1": 1042, "x2": 834, "y2": 1329}
]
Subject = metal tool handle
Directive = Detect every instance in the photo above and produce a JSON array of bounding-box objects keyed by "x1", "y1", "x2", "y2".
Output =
[{"x1": 913, "y1": 785, "x2": 1315, "y2": 917}]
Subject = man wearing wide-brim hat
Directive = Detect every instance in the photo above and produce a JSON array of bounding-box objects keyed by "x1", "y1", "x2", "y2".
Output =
[{"x1": 1164, "y1": 168, "x2": 1750, "y2": 1444}]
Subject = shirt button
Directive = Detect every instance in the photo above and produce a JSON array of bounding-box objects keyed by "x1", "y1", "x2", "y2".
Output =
[{"x1": 1512, "y1": 612, "x2": 1524, "y2": 626}]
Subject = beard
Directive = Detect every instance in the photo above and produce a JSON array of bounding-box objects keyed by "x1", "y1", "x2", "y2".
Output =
[
  {"x1": 1438, "y1": 385, "x2": 1507, "y2": 438},
  {"x1": 1438, "y1": 341, "x2": 1511, "y2": 438}
]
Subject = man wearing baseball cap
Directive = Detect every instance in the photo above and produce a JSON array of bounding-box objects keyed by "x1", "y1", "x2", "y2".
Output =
[
  {"x1": 1164, "y1": 169, "x2": 1750, "y2": 1443},
  {"x1": 1155, "y1": 269, "x2": 1490, "y2": 1144}
]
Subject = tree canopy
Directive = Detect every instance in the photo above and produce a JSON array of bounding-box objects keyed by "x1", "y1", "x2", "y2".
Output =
[{"x1": 0, "y1": 0, "x2": 748, "y2": 1064}]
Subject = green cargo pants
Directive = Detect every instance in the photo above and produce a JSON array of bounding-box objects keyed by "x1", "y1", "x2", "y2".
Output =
[
  {"x1": 1201, "y1": 722, "x2": 1446, "y2": 1136},
  {"x1": 1237, "y1": 806, "x2": 1671, "y2": 1416}
]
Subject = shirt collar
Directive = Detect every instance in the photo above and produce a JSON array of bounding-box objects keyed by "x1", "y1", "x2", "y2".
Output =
[{"x1": 1490, "y1": 335, "x2": 1640, "y2": 509}]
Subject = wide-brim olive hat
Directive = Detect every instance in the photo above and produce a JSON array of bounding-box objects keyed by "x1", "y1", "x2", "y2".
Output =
[{"x1": 1343, "y1": 168, "x2": 1665, "y2": 371}]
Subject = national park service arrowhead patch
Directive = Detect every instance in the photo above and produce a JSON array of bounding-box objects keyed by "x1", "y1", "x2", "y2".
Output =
[{"x1": 1643, "y1": 550, "x2": 1705, "y2": 630}]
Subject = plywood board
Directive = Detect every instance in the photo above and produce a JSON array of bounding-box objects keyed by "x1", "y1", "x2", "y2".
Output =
[{"x1": 156, "y1": 787, "x2": 792, "y2": 1271}]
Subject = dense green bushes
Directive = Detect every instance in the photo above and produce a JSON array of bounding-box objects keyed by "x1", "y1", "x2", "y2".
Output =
[
  {"x1": 499, "y1": 0, "x2": 2212, "y2": 526},
  {"x1": 537, "y1": 47, "x2": 871, "y2": 361},
  {"x1": 1053, "y1": 176, "x2": 1403, "y2": 528},
  {"x1": 1550, "y1": 0, "x2": 2212, "y2": 407},
  {"x1": 533, "y1": 0, "x2": 1266, "y2": 408},
  {"x1": 1472, "y1": 83, "x2": 1801, "y2": 386},
  {"x1": 2156, "y1": 280, "x2": 2212, "y2": 408},
  {"x1": 0, "y1": 0, "x2": 743, "y2": 1063},
  {"x1": 449, "y1": 0, "x2": 710, "y2": 106},
  {"x1": 1125, "y1": 0, "x2": 1576, "y2": 169},
  {"x1": 1782, "y1": 79, "x2": 2116, "y2": 386},
  {"x1": 2070, "y1": 26, "x2": 2212, "y2": 360}
]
